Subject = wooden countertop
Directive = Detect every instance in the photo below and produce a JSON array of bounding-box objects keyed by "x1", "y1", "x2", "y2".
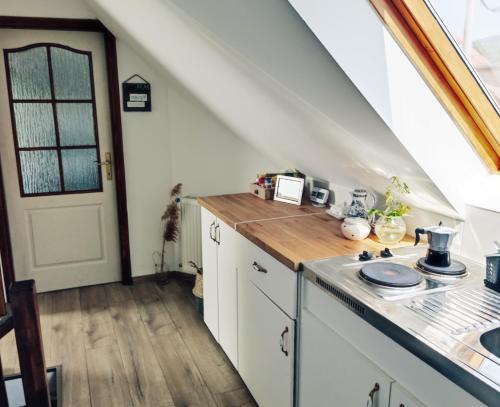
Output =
[
  {"x1": 237, "y1": 214, "x2": 413, "y2": 271},
  {"x1": 198, "y1": 193, "x2": 324, "y2": 228},
  {"x1": 198, "y1": 193, "x2": 413, "y2": 271}
]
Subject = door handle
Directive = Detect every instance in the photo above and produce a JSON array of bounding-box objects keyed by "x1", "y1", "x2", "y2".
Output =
[
  {"x1": 366, "y1": 383, "x2": 380, "y2": 407},
  {"x1": 95, "y1": 152, "x2": 112, "y2": 180},
  {"x1": 209, "y1": 221, "x2": 216, "y2": 242},
  {"x1": 214, "y1": 224, "x2": 220, "y2": 245},
  {"x1": 280, "y1": 326, "x2": 289, "y2": 356},
  {"x1": 252, "y1": 261, "x2": 267, "y2": 273}
]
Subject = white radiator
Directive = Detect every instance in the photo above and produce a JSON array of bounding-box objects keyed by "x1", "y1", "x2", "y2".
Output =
[{"x1": 177, "y1": 197, "x2": 202, "y2": 274}]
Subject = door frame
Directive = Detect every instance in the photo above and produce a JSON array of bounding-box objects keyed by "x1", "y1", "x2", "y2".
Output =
[{"x1": 0, "y1": 16, "x2": 133, "y2": 288}]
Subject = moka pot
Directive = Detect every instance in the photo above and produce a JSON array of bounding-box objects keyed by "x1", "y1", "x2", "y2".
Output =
[{"x1": 414, "y1": 225, "x2": 458, "y2": 268}]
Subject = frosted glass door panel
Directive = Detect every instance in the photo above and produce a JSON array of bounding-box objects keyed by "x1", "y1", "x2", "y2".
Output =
[
  {"x1": 19, "y1": 150, "x2": 61, "y2": 194},
  {"x1": 61, "y1": 148, "x2": 99, "y2": 191},
  {"x1": 13, "y1": 103, "x2": 56, "y2": 148},
  {"x1": 7, "y1": 47, "x2": 51, "y2": 100},
  {"x1": 57, "y1": 103, "x2": 95, "y2": 146},
  {"x1": 6, "y1": 43, "x2": 101, "y2": 196},
  {"x1": 51, "y1": 47, "x2": 92, "y2": 100}
]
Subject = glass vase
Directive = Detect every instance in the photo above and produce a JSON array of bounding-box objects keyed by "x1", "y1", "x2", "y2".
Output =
[{"x1": 374, "y1": 215, "x2": 406, "y2": 244}]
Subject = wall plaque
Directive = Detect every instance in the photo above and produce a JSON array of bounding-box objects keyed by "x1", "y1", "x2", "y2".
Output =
[{"x1": 122, "y1": 74, "x2": 151, "y2": 112}]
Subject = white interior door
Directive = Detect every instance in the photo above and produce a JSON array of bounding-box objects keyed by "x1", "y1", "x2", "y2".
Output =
[{"x1": 0, "y1": 29, "x2": 121, "y2": 292}]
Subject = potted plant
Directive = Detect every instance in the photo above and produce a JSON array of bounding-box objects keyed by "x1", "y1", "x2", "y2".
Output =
[{"x1": 369, "y1": 176, "x2": 411, "y2": 244}]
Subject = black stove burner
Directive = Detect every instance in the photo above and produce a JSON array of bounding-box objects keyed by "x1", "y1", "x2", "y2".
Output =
[
  {"x1": 359, "y1": 262, "x2": 423, "y2": 288},
  {"x1": 416, "y1": 257, "x2": 466, "y2": 276}
]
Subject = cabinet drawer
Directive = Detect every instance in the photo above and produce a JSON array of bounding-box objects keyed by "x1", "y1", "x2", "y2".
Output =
[{"x1": 237, "y1": 235, "x2": 297, "y2": 318}]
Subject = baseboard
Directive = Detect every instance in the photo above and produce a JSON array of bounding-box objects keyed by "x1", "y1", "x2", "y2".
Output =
[{"x1": 133, "y1": 270, "x2": 196, "y2": 284}]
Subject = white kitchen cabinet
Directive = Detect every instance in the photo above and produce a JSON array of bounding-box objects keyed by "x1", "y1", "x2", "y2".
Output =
[
  {"x1": 201, "y1": 205, "x2": 298, "y2": 406},
  {"x1": 238, "y1": 276, "x2": 295, "y2": 407},
  {"x1": 200, "y1": 207, "x2": 239, "y2": 366},
  {"x1": 238, "y1": 233, "x2": 297, "y2": 318},
  {"x1": 299, "y1": 308, "x2": 393, "y2": 407},
  {"x1": 201, "y1": 207, "x2": 219, "y2": 340},
  {"x1": 216, "y1": 220, "x2": 238, "y2": 367},
  {"x1": 389, "y1": 382, "x2": 426, "y2": 407}
]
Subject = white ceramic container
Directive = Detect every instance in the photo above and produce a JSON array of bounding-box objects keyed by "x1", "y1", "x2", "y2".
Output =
[{"x1": 341, "y1": 217, "x2": 371, "y2": 241}]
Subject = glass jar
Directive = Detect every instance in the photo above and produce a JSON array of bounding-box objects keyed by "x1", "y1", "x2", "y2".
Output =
[{"x1": 374, "y1": 215, "x2": 407, "y2": 244}]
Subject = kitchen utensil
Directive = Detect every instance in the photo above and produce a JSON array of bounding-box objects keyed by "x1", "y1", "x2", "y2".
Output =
[
  {"x1": 345, "y1": 188, "x2": 376, "y2": 219},
  {"x1": 485, "y1": 241, "x2": 500, "y2": 292},
  {"x1": 341, "y1": 217, "x2": 371, "y2": 241},
  {"x1": 414, "y1": 223, "x2": 458, "y2": 268}
]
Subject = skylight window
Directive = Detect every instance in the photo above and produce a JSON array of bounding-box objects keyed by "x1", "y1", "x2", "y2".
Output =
[
  {"x1": 426, "y1": 0, "x2": 500, "y2": 115},
  {"x1": 369, "y1": 0, "x2": 500, "y2": 171}
]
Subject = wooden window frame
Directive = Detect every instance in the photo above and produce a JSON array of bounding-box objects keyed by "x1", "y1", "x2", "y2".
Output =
[
  {"x1": 369, "y1": 0, "x2": 500, "y2": 172},
  {"x1": 4, "y1": 43, "x2": 103, "y2": 197}
]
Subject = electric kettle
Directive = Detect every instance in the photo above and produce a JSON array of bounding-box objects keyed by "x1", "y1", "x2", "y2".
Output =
[{"x1": 414, "y1": 224, "x2": 458, "y2": 267}]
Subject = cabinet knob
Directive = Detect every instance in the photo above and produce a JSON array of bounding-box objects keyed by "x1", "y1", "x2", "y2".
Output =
[
  {"x1": 252, "y1": 261, "x2": 267, "y2": 273},
  {"x1": 366, "y1": 383, "x2": 379, "y2": 407}
]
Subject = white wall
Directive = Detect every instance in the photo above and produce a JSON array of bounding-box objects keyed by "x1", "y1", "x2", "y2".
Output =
[
  {"x1": 3, "y1": 0, "x2": 498, "y2": 267},
  {"x1": 288, "y1": 0, "x2": 500, "y2": 262},
  {"x1": 0, "y1": 0, "x2": 95, "y2": 18},
  {"x1": 88, "y1": 0, "x2": 455, "y2": 219},
  {"x1": 88, "y1": 0, "x2": 500, "y2": 264},
  {"x1": 168, "y1": 86, "x2": 280, "y2": 198},
  {"x1": 0, "y1": 0, "x2": 279, "y2": 276}
]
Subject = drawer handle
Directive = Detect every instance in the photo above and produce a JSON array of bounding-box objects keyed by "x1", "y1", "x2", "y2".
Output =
[
  {"x1": 280, "y1": 326, "x2": 289, "y2": 356},
  {"x1": 366, "y1": 383, "x2": 379, "y2": 407},
  {"x1": 252, "y1": 261, "x2": 267, "y2": 273}
]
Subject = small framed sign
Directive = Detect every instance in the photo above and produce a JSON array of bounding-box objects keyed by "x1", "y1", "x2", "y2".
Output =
[
  {"x1": 274, "y1": 175, "x2": 305, "y2": 205},
  {"x1": 122, "y1": 74, "x2": 151, "y2": 112}
]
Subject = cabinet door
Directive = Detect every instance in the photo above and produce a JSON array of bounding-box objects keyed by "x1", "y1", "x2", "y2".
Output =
[
  {"x1": 201, "y1": 207, "x2": 218, "y2": 340},
  {"x1": 238, "y1": 277, "x2": 294, "y2": 407},
  {"x1": 217, "y1": 220, "x2": 238, "y2": 367},
  {"x1": 390, "y1": 382, "x2": 426, "y2": 407},
  {"x1": 299, "y1": 309, "x2": 392, "y2": 407}
]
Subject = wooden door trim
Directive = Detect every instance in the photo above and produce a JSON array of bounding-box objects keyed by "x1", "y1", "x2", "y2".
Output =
[
  {"x1": 0, "y1": 16, "x2": 133, "y2": 286},
  {"x1": 0, "y1": 155, "x2": 14, "y2": 303}
]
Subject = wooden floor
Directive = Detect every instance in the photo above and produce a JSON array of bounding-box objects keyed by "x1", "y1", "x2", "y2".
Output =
[{"x1": 0, "y1": 279, "x2": 257, "y2": 407}]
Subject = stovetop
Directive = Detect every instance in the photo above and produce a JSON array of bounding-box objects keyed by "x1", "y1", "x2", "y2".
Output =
[
  {"x1": 302, "y1": 245, "x2": 500, "y2": 404},
  {"x1": 305, "y1": 246, "x2": 478, "y2": 301}
]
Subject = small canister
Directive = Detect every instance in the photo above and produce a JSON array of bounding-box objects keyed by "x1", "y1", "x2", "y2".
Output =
[
  {"x1": 264, "y1": 177, "x2": 273, "y2": 189},
  {"x1": 485, "y1": 241, "x2": 500, "y2": 292}
]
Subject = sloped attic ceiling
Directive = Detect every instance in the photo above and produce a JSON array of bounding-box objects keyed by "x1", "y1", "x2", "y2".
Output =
[
  {"x1": 86, "y1": 0, "x2": 457, "y2": 217},
  {"x1": 288, "y1": 0, "x2": 500, "y2": 216}
]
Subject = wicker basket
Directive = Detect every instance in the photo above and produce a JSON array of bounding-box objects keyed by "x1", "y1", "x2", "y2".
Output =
[{"x1": 192, "y1": 272, "x2": 203, "y2": 299}]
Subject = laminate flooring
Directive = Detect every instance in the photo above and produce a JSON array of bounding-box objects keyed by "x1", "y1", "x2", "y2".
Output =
[{"x1": 0, "y1": 279, "x2": 257, "y2": 407}]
